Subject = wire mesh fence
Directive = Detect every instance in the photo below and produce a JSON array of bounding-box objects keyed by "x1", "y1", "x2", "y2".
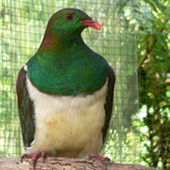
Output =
[{"x1": 0, "y1": 0, "x2": 170, "y2": 169}]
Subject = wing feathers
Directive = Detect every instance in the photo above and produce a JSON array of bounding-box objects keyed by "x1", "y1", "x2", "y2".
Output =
[
  {"x1": 103, "y1": 66, "x2": 115, "y2": 142},
  {"x1": 16, "y1": 67, "x2": 35, "y2": 148}
]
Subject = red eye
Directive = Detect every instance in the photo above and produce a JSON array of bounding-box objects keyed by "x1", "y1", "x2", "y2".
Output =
[{"x1": 65, "y1": 13, "x2": 74, "y2": 20}]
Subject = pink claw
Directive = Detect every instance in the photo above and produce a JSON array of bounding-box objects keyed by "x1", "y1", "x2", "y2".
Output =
[
  {"x1": 89, "y1": 155, "x2": 111, "y2": 164},
  {"x1": 21, "y1": 152, "x2": 47, "y2": 169}
]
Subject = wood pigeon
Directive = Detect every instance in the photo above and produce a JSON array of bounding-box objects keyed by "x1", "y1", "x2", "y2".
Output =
[{"x1": 16, "y1": 8, "x2": 115, "y2": 167}]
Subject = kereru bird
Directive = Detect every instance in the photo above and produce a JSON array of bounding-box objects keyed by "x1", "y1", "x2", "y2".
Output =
[{"x1": 16, "y1": 8, "x2": 115, "y2": 167}]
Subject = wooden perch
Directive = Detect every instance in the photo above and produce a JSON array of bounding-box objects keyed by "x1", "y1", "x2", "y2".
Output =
[{"x1": 0, "y1": 157, "x2": 158, "y2": 170}]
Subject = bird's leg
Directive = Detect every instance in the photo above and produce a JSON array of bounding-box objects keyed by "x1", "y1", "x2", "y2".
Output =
[
  {"x1": 41, "y1": 151, "x2": 47, "y2": 162},
  {"x1": 89, "y1": 154, "x2": 111, "y2": 164},
  {"x1": 31, "y1": 152, "x2": 47, "y2": 168},
  {"x1": 21, "y1": 152, "x2": 47, "y2": 169}
]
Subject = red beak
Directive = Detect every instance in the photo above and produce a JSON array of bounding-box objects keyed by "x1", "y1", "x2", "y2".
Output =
[{"x1": 79, "y1": 20, "x2": 101, "y2": 30}]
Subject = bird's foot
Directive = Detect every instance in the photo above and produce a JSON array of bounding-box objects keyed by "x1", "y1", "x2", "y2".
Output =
[
  {"x1": 21, "y1": 152, "x2": 47, "y2": 169},
  {"x1": 89, "y1": 154, "x2": 111, "y2": 164}
]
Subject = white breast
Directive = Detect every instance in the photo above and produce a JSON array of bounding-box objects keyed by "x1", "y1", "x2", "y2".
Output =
[{"x1": 26, "y1": 78, "x2": 108, "y2": 158}]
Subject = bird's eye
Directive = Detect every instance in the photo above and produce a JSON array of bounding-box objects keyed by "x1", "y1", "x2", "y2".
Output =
[{"x1": 65, "y1": 13, "x2": 74, "y2": 21}]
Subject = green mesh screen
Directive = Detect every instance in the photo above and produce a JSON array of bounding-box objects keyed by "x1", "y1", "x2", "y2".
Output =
[{"x1": 1, "y1": 0, "x2": 170, "y2": 169}]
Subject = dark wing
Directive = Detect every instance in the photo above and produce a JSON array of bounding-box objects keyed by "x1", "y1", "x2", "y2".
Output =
[
  {"x1": 103, "y1": 65, "x2": 115, "y2": 143},
  {"x1": 16, "y1": 66, "x2": 35, "y2": 148}
]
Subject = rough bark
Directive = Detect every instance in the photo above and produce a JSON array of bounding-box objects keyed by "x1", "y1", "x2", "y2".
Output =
[{"x1": 0, "y1": 157, "x2": 158, "y2": 170}]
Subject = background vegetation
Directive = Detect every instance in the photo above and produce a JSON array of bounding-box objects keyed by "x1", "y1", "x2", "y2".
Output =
[{"x1": 0, "y1": 0, "x2": 170, "y2": 169}]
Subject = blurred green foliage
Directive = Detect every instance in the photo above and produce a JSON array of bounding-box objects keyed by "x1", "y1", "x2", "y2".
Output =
[
  {"x1": 110, "y1": 0, "x2": 170, "y2": 168},
  {"x1": 0, "y1": 0, "x2": 170, "y2": 169},
  {"x1": 136, "y1": 0, "x2": 170, "y2": 168}
]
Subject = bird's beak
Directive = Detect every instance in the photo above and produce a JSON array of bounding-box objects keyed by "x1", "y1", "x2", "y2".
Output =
[{"x1": 79, "y1": 20, "x2": 101, "y2": 30}]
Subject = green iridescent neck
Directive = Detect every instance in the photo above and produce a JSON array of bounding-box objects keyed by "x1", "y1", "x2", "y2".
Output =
[
  {"x1": 38, "y1": 26, "x2": 83, "y2": 54},
  {"x1": 27, "y1": 39, "x2": 108, "y2": 96}
]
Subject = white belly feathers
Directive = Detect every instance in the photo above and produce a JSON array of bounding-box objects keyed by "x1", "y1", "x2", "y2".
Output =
[{"x1": 26, "y1": 77, "x2": 108, "y2": 158}]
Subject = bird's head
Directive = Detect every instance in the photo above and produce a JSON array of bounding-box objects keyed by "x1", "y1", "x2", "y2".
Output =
[
  {"x1": 47, "y1": 8, "x2": 101, "y2": 33},
  {"x1": 39, "y1": 8, "x2": 101, "y2": 51}
]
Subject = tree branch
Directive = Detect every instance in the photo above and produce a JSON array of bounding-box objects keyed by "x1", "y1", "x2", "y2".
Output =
[{"x1": 0, "y1": 157, "x2": 158, "y2": 170}]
